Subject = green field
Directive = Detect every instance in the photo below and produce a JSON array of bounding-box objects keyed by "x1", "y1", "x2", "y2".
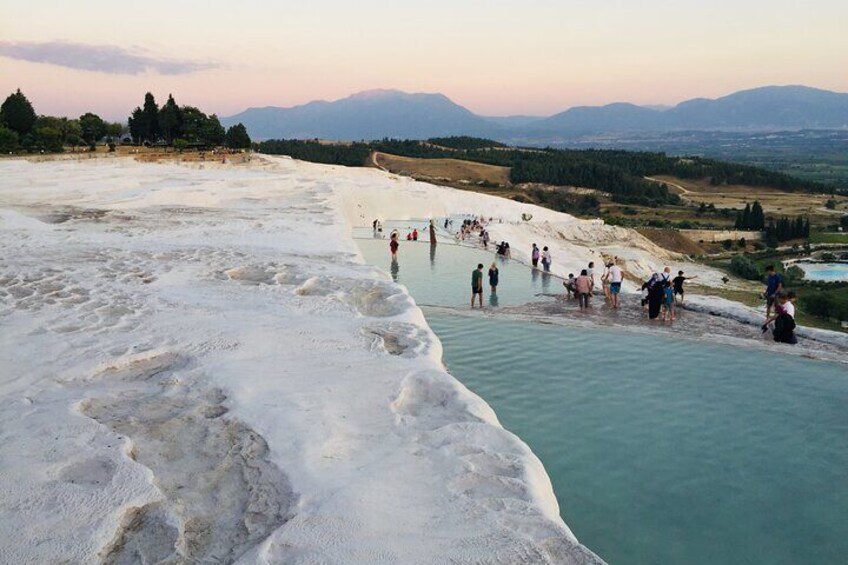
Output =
[{"x1": 809, "y1": 231, "x2": 848, "y2": 244}]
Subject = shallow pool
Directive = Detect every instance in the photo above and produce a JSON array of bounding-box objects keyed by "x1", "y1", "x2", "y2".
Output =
[
  {"x1": 357, "y1": 236, "x2": 848, "y2": 564},
  {"x1": 800, "y1": 262, "x2": 848, "y2": 282},
  {"x1": 428, "y1": 314, "x2": 848, "y2": 565},
  {"x1": 357, "y1": 237, "x2": 559, "y2": 308}
]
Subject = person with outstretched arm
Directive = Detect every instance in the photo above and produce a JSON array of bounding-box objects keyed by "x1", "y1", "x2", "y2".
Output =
[{"x1": 672, "y1": 270, "x2": 698, "y2": 305}]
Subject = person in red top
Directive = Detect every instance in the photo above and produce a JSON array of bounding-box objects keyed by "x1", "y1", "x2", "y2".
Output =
[{"x1": 412, "y1": 228, "x2": 419, "y2": 241}]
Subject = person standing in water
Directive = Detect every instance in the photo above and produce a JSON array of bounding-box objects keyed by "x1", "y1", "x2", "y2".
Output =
[
  {"x1": 541, "y1": 246, "x2": 552, "y2": 272},
  {"x1": 575, "y1": 269, "x2": 592, "y2": 310},
  {"x1": 488, "y1": 262, "x2": 499, "y2": 292},
  {"x1": 672, "y1": 270, "x2": 697, "y2": 304},
  {"x1": 531, "y1": 244, "x2": 540, "y2": 268},
  {"x1": 646, "y1": 273, "x2": 664, "y2": 320},
  {"x1": 608, "y1": 261, "x2": 623, "y2": 309},
  {"x1": 412, "y1": 228, "x2": 419, "y2": 241},
  {"x1": 587, "y1": 262, "x2": 596, "y2": 292},
  {"x1": 471, "y1": 263, "x2": 484, "y2": 308},
  {"x1": 601, "y1": 263, "x2": 612, "y2": 303},
  {"x1": 389, "y1": 232, "x2": 400, "y2": 259},
  {"x1": 660, "y1": 267, "x2": 675, "y2": 321}
]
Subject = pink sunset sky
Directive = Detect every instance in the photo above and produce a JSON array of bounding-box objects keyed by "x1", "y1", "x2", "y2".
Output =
[{"x1": 2, "y1": 0, "x2": 847, "y2": 121}]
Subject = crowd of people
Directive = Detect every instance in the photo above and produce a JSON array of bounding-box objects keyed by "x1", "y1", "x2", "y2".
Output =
[{"x1": 382, "y1": 217, "x2": 800, "y2": 345}]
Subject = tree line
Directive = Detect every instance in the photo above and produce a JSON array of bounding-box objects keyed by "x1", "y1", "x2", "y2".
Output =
[
  {"x1": 0, "y1": 88, "x2": 251, "y2": 154},
  {"x1": 126, "y1": 92, "x2": 250, "y2": 149},
  {"x1": 733, "y1": 200, "x2": 810, "y2": 244},
  {"x1": 733, "y1": 201, "x2": 766, "y2": 230},
  {"x1": 0, "y1": 89, "x2": 123, "y2": 153},
  {"x1": 256, "y1": 138, "x2": 682, "y2": 205}
]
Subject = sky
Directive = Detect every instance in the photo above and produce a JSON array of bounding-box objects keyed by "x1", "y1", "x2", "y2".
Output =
[{"x1": 1, "y1": 0, "x2": 847, "y2": 121}]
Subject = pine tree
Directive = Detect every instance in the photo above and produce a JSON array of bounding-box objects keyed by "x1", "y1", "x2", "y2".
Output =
[
  {"x1": 158, "y1": 94, "x2": 182, "y2": 144},
  {"x1": 0, "y1": 89, "x2": 37, "y2": 137},
  {"x1": 128, "y1": 108, "x2": 143, "y2": 143},
  {"x1": 141, "y1": 92, "x2": 159, "y2": 143},
  {"x1": 741, "y1": 203, "x2": 752, "y2": 229},
  {"x1": 751, "y1": 201, "x2": 765, "y2": 230}
]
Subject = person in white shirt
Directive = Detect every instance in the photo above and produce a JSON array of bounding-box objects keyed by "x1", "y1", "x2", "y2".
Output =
[
  {"x1": 608, "y1": 262, "x2": 624, "y2": 309},
  {"x1": 541, "y1": 247, "x2": 552, "y2": 272}
]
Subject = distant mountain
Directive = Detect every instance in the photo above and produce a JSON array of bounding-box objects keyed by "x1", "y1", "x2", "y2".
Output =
[
  {"x1": 224, "y1": 85, "x2": 848, "y2": 142},
  {"x1": 222, "y1": 89, "x2": 498, "y2": 141},
  {"x1": 665, "y1": 85, "x2": 848, "y2": 129},
  {"x1": 533, "y1": 103, "x2": 660, "y2": 133}
]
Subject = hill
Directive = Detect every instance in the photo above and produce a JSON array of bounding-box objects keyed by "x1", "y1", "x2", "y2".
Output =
[
  {"x1": 222, "y1": 89, "x2": 498, "y2": 141},
  {"x1": 224, "y1": 85, "x2": 848, "y2": 142}
]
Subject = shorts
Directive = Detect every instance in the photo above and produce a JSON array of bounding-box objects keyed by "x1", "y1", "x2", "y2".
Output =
[
  {"x1": 610, "y1": 282, "x2": 621, "y2": 294},
  {"x1": 767, "y1": 294, "x2": 777, "y2": 307},
  {"x1": 674, "y1": 288, "x2": 684, "y2": 295},
  {"x1": 664, "y1": 289, "x2": 674, "y2": 305},
  {"x1": 472, "y1": 288, "x2": 482, "y2": 295}
]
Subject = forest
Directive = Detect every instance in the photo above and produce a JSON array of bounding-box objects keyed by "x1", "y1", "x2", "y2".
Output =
[{"x1": 256, "y1": 137, "x2": 828, "y2": 206}]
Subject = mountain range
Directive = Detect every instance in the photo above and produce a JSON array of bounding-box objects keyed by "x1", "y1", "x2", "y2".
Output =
[{"x1": 222, "y1": 85, "x2": 848, "y2": 142}]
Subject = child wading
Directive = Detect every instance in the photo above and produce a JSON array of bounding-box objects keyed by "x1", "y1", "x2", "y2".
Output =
[
  {"x1": 531, "y1": 244, "x2": 540, "y2": 268},
  {"x1": 471, "y1": 263, "x2": 484, "y2": 308}
]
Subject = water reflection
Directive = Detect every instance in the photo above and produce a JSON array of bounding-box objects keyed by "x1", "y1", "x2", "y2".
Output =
[
  {"x1": 430, "y1": 243, "x2": 437, "y2": 271},
  {"x1": 390, "y1": 258, "x2": 399, "y2": 282},
  {"x1": 489, "y1": 291, "x2": 500, "y2": 307},
  {"x1": 541, "y1": 271, "x2": 551, "y2": 291}
]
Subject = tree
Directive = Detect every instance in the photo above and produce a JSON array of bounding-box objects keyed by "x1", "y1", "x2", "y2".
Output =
[
  {"x1": 79, "y1": 113, "x2": 107, "y2": 147},
  {"x1": 105, "y1": 122, "x2": 124, "y2": 141},
  {"x1": 203, "y1": 114, "x2": 226, "y2": 145},
  {"x1": 141, "y1": 92, "x2": 159, "y2": 142},
  {"x1": 0, "y1": 126, "x2": 19, "y2": 153},
  {"x1": 825, "y1": 198, "x2": 837, "y2": 210},
  {"x1": 128, "y1": 107, "x2": 144, "y2": 143},
  {"x1": 35, "y1": 127, "x2": 63, "y2": 152},
  {"x1": 741, "y1": 203, "x2": 751, "y2": 229},
  {"x1": 750, "y1": 201, "x2": 765, "y2": 230},
  {"x1": 158, "y1": 94, "x2": 182, "y2": 144},
  {"x1": 729, "y1": 254, "x2": 760, "y2": 280},
  {"x1": 225, "y1": 123, "x2": 251, "y2": 149},
  {"x1": 0, "y1": 89, "x2": 37, "y2": 136}
]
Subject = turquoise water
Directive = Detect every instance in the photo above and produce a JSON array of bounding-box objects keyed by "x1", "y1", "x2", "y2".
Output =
[
  {"x1": 356, "y1": 236, "x2": 848, "y2": 564},
  {"x1": 358, "y1": 238, "x2": 559, "y2": 307},
  {"x1": 428, "y1": 314, "x2": 848, "y2": 565},
  {"x1": 800, "y1": 263, "x2": 848, "y2": 282}
]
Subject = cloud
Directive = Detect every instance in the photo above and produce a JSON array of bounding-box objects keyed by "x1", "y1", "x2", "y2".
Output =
[{"x1": 0, "y1": 41, "x2": 218, "y2": 75}]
